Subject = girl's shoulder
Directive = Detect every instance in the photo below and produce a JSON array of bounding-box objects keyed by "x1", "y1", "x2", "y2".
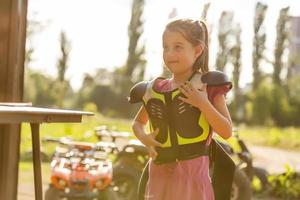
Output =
[
  {"x1": 201, "y1": 70, "x2": 232, "y2": 87},
  {"x1": 191, "y1": 71, "x2": 232, "y2": 102},
  {"x1": 128, "y1": 77, "x2": 170, "y2": 103}
]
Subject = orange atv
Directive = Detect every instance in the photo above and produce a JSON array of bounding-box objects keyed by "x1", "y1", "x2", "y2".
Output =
[{"x1": 44, "y1": 137, "x2": 116, "y2": 200}]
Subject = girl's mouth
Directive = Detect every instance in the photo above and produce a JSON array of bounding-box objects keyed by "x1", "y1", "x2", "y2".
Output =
[{"x1": 168, "y1": 61, "x2": 179, "y2": 64}]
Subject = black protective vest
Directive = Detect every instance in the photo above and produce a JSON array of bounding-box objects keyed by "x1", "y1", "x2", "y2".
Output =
[{"x1": 129, "y1": 71, "x2": 232, "y2": 164}]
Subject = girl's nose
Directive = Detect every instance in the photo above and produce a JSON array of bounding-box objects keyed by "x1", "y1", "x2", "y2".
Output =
[{"x1": 164, "y1": 49, "x2": 175, "y2": 57}]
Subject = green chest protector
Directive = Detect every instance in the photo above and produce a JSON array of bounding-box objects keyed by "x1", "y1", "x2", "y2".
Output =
[
  {"x1": 129, "y1": 71, "x2": 235, "y2": 200},
  {"x1": 133, "y1": 72, "x2": 212, "y2": 164}
]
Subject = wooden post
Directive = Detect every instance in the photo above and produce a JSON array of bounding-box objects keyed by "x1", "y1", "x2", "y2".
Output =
[
  {"x1": 30, "y1": 123, "x2": 43, "y2": 200},
  {"x1": 0, "y1": 0, "x2": 28, "y2": 199}
]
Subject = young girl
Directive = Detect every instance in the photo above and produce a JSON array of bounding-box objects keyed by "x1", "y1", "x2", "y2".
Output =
[{"x1": 129, "y1": 19, "x2": 232, "y2": 200}]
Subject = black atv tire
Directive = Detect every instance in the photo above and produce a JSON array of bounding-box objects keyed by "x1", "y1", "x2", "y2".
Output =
[
  {"x1": 115, "y1": 145, "x2": 148, "y2": 171},
  {"x1": 231, "y1": 169, "x2": 252, "y2": 200},
  {"x1": 112, "y1": 164, "x2": 141, "y2": 200},
  {"x1": 98, "y1": 186, "x2": 118, "y2": 200},
  {"x1": 45, "y1": 185, "x2": 60, "y2": 200},
  {"x1": 253, "y1": 167, "x2": 269, "y2": 192}
]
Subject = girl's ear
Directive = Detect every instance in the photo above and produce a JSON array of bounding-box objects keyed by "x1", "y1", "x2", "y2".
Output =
[{"x1": 194, "y1": 42, "x2": 205, "y2": 58}]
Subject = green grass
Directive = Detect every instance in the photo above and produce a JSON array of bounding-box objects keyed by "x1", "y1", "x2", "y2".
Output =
[
  {"x1": 19, "y1": 162, "x2": 51, "y2": 183},
  {"x1": 20, "y1": 114, "x2": 132, "y2": 157},
  {"x1": 237, "y1": 125, "x2": 300, "y2": 151},
  {"x1": 20, "y1": 114, "x2": 300, "y2": 158}
]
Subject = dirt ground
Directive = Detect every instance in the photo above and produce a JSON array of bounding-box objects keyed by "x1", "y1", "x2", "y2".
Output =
[{"x1": 249, "y1": 145, "x2": 300, "y2": 173}]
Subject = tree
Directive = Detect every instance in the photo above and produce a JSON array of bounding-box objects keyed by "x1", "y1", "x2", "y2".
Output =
[
  {"x1": 122, "y1": 0, "x2": 146, "y2": 83},
  {"x1": 75, "y1": 73, "x2": 95, "y2": 109},
  {"x1": 230, "y1": 24, "x2": 242, "y2": 122},
  {"x1": 215, "y1": 11, "x2": 234, "y2": 71},
  {"x1": 273, "y1": 7, "x2": 290, "y2": 86},
  {"x1": 201, "y1": 3, "x2": 210, "y2": 21},
  {"x1": 24, "y1": 18, "x2": 46, "y2": 102},
  {"x1": 251, "y1": 79, "x2": 274, "y2": 125},
  {"x1": 252, "y1": 2, "x2": 268, "y2": 90},
  {"x1": 24, "y1": 70, "x2": 58, "y2": 106},
  {"x1": 56, "y1": 31, "x2": 71, "y2": 107},
  {"x1": 200, "y1": 3, "x2": 212, "y2": 46},
  {"x1": 168, "y1": 7, "x2": 178, "y2": 19}
]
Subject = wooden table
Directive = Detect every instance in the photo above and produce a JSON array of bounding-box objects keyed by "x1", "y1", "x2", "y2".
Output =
[{"x1": 0, "y1": 104, "x2": 93, "y2": 200}]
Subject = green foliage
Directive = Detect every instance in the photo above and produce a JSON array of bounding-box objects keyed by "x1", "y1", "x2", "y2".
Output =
[
  {"x1": 249, "y1": 79, "x2": 273, "y2": 125},
  {"x1": 20, "y1": 114, "x2": 133, "y2": 157},
  {"x1": 90, "y1": 84, "x2": 118, "y2": 113},
  {"x1": 24, "y1": 69, "x2": 75, "y2": 108},
  {"x1": 286, "y1": 75, "x2": 300, "y2": 125},
  {"x1": 83, "y1": 102, "x2": 98, "y2": 113},
  {"x1": 270, "y1": 85, "x2": 296, "y2": 126},
  {"x1": 288, "y1": 75, "x2": 300, "y2": 104},
  {"x1": 245, "y1": 77, "x2": 299, "y2": 127},
  {"x1": 24, "y1": 70, "x2": 58, "y2": 106},
  {"x1": 74, "y1": 68, "x2": 141, "y2": 118},
  {"x1": 269, "y1": 165, "x2": 300, "y2": 199},
  {"x1": 24, "y1": 29, "x2": 73, "y2": 109},
  {"x1": 238, "y1": 126, "x2": 300, "y2": 151}
]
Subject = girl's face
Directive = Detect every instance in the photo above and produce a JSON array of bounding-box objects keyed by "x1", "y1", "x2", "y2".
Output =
[{"x1": 163, "y1": 30, "x2": 202, "y2": 75}]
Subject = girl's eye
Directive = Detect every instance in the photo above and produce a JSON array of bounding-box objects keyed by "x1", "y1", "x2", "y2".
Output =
[{"x1": 175, "y1": 45, "x2": 182, "y2": 50}]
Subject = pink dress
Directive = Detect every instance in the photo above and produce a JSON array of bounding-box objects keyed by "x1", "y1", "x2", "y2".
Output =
[{"x1": 144, "y1": 78, "x2": 230, "y2": 200}]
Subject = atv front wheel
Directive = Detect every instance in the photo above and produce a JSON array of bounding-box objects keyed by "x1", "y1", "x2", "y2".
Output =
[
  {"x1": 231, "y1": 169, "x2": 252, "y2": 200},
  {"x1": 252, "y1": 167, "x2": 269, "y2": 193},
  {"x1": 98, "y1": 186, "x2": 118, "y2": 200},
  {"x1": 112, "y1": 164, "x2": 141, "y2": 200}
]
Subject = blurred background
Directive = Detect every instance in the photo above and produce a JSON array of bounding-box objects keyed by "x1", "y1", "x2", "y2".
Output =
[
  {"x1": 19, "y1": 0, "x2": 300, "y2": 199},
  {"x1": 24, "y1": 0, "x2": 300, "y2": 123}
]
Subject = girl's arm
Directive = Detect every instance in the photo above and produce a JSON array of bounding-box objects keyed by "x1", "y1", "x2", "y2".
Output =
[
  {"x1": 201, "y1": 94, "x2": 232, "y2": 139},
  {"x1": 179, "y1": 82, "x2": 232, "y2": 139},
  {"x1": 132, "y1": 106, "x2": 149, "y2": 142},
  {"x1": 132, "y1": 106, "x2": 162, "y2": 159}
]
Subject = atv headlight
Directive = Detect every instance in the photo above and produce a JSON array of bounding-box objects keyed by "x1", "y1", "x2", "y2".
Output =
[
  {"x1": 95, "y1": 177, "x2": 111, "y2": 190},
  {"x1": 58, "y1": 179, "x2": 67, "y2": 188},
  {"x1": 95, "y1": 180, "x2": 104, "y2": 188}
]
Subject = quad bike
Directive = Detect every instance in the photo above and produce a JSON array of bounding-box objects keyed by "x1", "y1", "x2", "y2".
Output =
[
  {"x1": 44, "y1": 137, "x2": 116, "y2": 200},
  {"x1": 217, "y1": 129, "x2": 270, "y2": 200},
  {"x1": 94, "y1": 126, "x2": 148, "y2": 200}
]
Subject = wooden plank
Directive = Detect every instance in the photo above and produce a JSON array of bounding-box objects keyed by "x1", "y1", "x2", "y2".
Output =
[
  {"x1": 0, "y1": 0, "x2": 28, "y2": 199},
  {"x1": 0, "y1": 113, "x2": 83, "y2": 123},
  {"x1": 0, "y1": 125, "x2": 21, "y2": 200},
  {"x1": 0, "y1": 106, "x2": 93, "y2": 123},
  {"x1": 0, "y1": 0, "x2": 10, "y2": 99},
  {"x1": 0, "y1": 0, "x2": 27, "y2": 101},
  {"x1": 0, "y1": 106, "x2": 93, "y2": 116},
  {"x1": 30, "y1": 123, "x2": 43, "y2": 200},
  {"x1": 0, "y1": 102, "x2": 32, "y2": 106}
]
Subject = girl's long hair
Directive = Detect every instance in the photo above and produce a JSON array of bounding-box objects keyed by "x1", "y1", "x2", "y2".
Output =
[{"x1": 164, "y1": 19, "x2": 209, "y2": 73}]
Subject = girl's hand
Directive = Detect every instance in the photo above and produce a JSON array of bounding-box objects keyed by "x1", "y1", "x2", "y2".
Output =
[
  {"x1": 140, "y1": 128, "x2": 162, "y2": 160},
  {"x1": 178, "y1": 81, "x2": 209, "y2": 110}
]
